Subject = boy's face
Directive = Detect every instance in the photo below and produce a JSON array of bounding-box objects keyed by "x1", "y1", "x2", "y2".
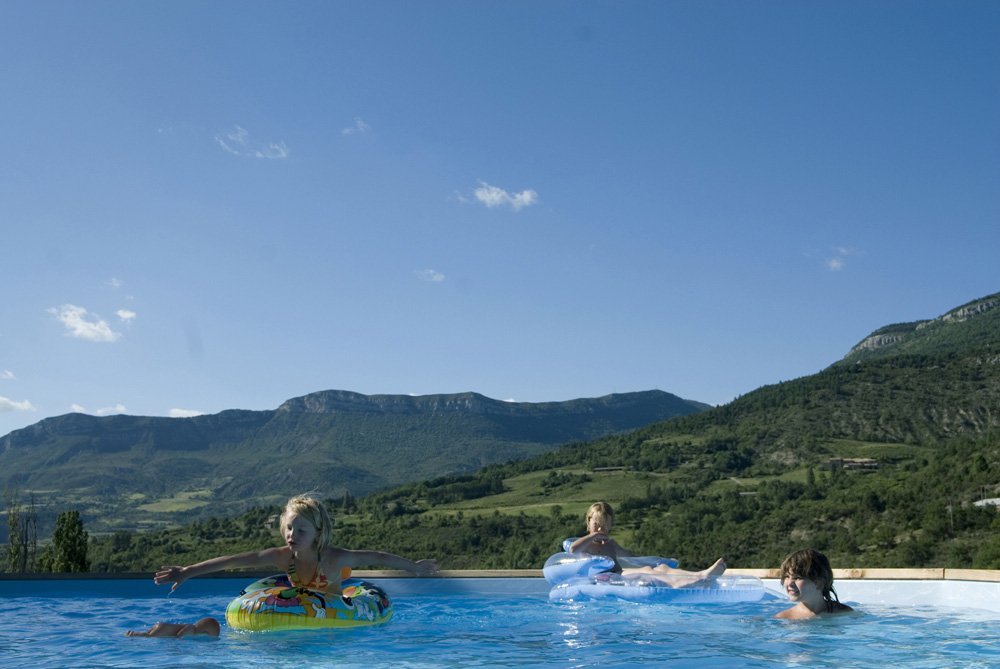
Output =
[{"x1": 782, "y1": 572, "x2": 822, "y2": 603}]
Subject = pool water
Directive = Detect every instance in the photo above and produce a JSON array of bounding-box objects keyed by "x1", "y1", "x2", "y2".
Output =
[{"x1": 1, "y1": 578, "x2": 997, "y2": 668}]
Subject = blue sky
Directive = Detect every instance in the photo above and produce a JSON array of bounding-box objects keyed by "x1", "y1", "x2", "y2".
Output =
[{"x1": 1, "y1": 1, "x2": 997, "y2": 438}]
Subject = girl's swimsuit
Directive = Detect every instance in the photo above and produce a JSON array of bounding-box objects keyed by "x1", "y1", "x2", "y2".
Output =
[
  {"x1": 287, "y1": 556, "x2": 352, "y2": 590},
  {"x1": 287, "y1": 556, "x2": 329, "y2": 590}
]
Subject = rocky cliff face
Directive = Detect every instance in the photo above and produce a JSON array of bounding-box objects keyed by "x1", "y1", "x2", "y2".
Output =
[
  {"x1": 940, "y1": 296, "x2": 1000, "y2": 322},
  {"x1": 276, "y1": 389, "x2": 705, "y2": 417},
  {"x1": 276, "y1": 390, "x2": 510, "y2": 415},
  {"x1": 845, "y1": 292, "x2": 999, "y2": 359},
  {"x1": 850, "y1": 331, "x2": 912, "y2": 353}
]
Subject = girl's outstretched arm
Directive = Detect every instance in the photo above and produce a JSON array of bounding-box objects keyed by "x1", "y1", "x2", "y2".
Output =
[
  {"x1": 336, "y1": 548, "x2": 438, "y2": 575},
  {"x1": 155, "y1": 546, "x2": 286, "y2": 592}
]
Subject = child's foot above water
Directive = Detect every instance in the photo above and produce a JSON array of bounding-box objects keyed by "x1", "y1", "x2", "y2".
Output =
[{"x1": 704, "y1": 558, "x2": 726, "y2": 578}]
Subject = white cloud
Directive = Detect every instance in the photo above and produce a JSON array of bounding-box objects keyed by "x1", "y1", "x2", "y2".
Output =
[
  {"x1": 1, "y1": 370, "x2": 15, "y2": 380},
  {"x1": 117, "y1": 309, "x2": 137, "y2": 323},
  {"x1": 416, "y1": 269, "x2": 445, "y2": 283},
  {"x1": 0, "y1": 395, "x2": 34, "y2": 412},
  {"x1": 509, "y1": 191, "x2": 538, "y2": 210},
  {"x1": 825, "y1": 246, "x2": 859, "y2": 271},
  {"x1": 49, "y1": 304, "x2": 121, "y2": 342},
  {"x1": 70, "y1": 403, "x2": 87, "y2": 413},
  {"x1": 215, "y1": 125, "x2": 289, "y2": 159},
  {"x1": 169, "y1": 408, "x2": 204, "y2": 418},
  {"x1": 216, "y1": 125, "x2": 249, "y2": 154},
  {"x1": 342, "y1": 117, "x2": 371, "y2": 135},
  {"x1": 473, "y1": 181, "x2": 538, "y2": 211},
  {"x1": 108, "y1": 277, "x2": 123, "y2": 289},
  {"x1": 257, "y1": 142, "x2": 290, "y2": 159}
]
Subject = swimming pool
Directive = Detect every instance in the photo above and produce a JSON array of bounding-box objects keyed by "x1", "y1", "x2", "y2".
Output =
[{"x1": 1, "y1": 576, "x2": 997, "y2": 668}]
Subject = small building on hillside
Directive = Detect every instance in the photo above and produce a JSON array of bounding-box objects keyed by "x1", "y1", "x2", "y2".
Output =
[{"x1": 828, "y1": 458, "x2": 879, "y2": 471}]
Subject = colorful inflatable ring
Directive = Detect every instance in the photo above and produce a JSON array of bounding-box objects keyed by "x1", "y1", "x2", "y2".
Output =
[{"x1": 225, "y1": 574, "x2": 393, "y2": 631}]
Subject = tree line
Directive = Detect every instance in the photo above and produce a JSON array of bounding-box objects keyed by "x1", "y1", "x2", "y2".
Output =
[{"x1": 3, "y1": 489, "x2": 90, "y2": 573}]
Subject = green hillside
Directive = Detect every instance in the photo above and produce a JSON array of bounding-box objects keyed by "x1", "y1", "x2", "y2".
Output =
[
  {"x1": 81, "y1": 292, "x2": 1000, "y2": 572},
  {"x1": 0, "y1": 389, "x2": 707, "y2": 536}
]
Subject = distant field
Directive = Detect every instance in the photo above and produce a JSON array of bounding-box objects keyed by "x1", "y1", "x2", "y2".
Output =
[
  {"x1": 136, "y1": 490, "x2": 213, "y2": 513},
  {"x1": 412, "y1": 468, "x2": 678, "y2": 547},
  {"x1": 438, "y1": 470, "x2": 668, "y2": 514},
  {"x1": 823, "y1": 439, "x2": 934, "y2": 462}
]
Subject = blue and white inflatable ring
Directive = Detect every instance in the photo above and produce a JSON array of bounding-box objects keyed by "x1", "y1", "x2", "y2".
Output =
[{"x1": 544, "y1": 539, "x2": 766, "y2": 604}]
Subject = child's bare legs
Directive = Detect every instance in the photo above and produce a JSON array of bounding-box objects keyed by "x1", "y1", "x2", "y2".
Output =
[
  {"x1": 126, "y1": 618, "x2": 220, "y2": 638},
  {"x1": 126, "y1": 622, "x2": 185, "y2": 637},
  {"x1": 622, "y1": 557, "x2": 727, "y2": 587}
]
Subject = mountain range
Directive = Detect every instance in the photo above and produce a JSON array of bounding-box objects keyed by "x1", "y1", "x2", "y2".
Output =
[{"x1": 0, "y1": 388, "x2": 708, "y2": 535}]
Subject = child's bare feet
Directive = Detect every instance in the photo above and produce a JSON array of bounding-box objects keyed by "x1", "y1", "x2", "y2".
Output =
[{"x1": 704, "y1": 558, "x2": 726, "y2": 578}]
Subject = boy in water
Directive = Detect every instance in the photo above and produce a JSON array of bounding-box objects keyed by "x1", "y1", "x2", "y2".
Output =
[
  {"x1": 126, "y1": 617, "x2": 221, "y2": 638},
  {"x1": 775, "y1": 548, "x2": 854, "y2": 619}
]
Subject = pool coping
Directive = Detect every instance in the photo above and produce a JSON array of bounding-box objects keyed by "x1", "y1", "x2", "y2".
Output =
[{"x1": 1, "y1": 568, "x2": 998, "y2": 582}]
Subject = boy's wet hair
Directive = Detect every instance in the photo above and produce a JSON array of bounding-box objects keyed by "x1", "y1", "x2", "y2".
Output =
[
  {"x1": 280, "y1": 494, "x2": 333, "y2": 549},
  {"x1": 779, "y1": 548, "x2": 839, "y2": 602}
]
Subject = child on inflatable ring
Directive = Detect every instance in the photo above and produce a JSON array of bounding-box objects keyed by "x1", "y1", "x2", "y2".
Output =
[{"x1": 570, "y1": 502, "x2": 726, "y2": 588}]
